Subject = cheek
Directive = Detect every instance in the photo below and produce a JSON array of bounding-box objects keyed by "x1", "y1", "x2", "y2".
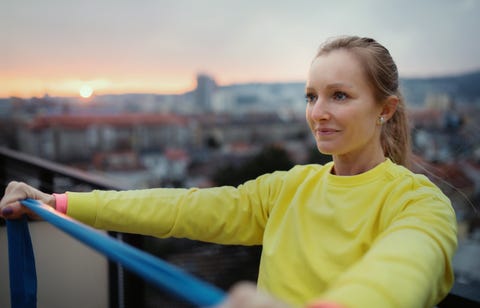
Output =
[
  {"x1": 305, "y1": 106, "x2": 313, "y2": 127},
  {"x1": 339, "y1": 112, "x2": 374, "y2": 137},
  {"x1": 350, "y1": 118, "x2": 377, "y2": 140}
]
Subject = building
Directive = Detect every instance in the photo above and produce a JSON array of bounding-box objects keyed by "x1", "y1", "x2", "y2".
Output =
[{"x1": 195, "y1": 74, "x2": 216, "y2": 112}]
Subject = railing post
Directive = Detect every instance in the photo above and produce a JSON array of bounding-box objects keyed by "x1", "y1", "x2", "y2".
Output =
[
  {"x1": 38, "y1": 169, "x2": 54, "y2": 193},
  {"x1": 0, "y1": 152, "x2": 6, "y2": 194}
]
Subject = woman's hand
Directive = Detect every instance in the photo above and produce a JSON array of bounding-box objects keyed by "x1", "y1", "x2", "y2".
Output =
[
  {"x1": 0, "y1": 181, "x2": 55, "y2": 219},
  {"x1": 215, "y1": 282, "x2": 292, "y2": 308}
]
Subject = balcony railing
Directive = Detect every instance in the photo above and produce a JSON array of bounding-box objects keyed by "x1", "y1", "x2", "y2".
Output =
[
  {"x1": 0, "y1": 146, "x2": 139, "y2": 308},
  {"x1": 0, "y1": 146, "x2": 478, "y2": 307}
]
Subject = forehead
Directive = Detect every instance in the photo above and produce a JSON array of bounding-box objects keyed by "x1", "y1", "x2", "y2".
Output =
[{"x1": 307, "y1": 49, "x2": 367, "y2": 87}]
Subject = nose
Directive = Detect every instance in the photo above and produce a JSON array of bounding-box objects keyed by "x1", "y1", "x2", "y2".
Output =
[{"x1": 308, "y1": 98, "x2": 330, "y2": 121}]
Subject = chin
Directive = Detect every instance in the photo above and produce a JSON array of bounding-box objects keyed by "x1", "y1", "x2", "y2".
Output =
[{"x1": 316, "y1": 145, "x2": 336, "y2": 156}]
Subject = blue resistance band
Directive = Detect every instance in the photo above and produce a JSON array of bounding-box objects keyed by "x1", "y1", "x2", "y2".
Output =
[
  {"x1": 6, "y1": 215, "x2": 37, "y2": 308},
  {"x1": 7, "y1": 198, "x2": 226, "y2": 307}
]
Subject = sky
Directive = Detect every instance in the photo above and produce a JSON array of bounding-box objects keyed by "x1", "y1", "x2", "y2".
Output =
[{"x1": 1, "y1": 0, "x2": 480, "y2": 98}]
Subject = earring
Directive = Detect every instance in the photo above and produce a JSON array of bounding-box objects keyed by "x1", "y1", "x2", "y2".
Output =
[{"x1": 378, "y1": 116, "x2": 385, "y2": 125}]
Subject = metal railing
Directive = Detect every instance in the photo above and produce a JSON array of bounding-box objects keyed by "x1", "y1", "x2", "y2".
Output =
[
  {"x1": 0, "y1": 146, "x2": 478, "y2": 307},
  {"x1": 0, "y1": 146, "x2": 137, "y2": 308}
]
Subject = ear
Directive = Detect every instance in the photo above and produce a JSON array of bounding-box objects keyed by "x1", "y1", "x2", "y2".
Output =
[{"x1": 380, "y1": 95, "x2": 399, "y2": 121}]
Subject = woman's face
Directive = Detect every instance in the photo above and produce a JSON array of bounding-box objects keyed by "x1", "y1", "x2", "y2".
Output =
[{"x1": 305, "y1": 49, "x2": 384, "y2": 160}]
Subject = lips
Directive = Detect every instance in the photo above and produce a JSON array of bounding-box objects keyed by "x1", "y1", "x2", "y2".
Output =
[{"x1": 314, "y1": 127, "x2": 339, "y2": 136}]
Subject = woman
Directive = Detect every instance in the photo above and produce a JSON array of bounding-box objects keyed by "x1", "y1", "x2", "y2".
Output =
[{"x1": 1, "y1": 36, "x2": 457, "y2": 308}]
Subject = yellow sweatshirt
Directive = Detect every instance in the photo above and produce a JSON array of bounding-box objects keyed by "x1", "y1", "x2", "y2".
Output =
[{"x1": 66, "y1": 159, "x2": 457, "y2": 308}]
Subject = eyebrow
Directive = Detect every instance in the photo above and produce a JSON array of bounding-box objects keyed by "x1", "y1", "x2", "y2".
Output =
[
  {"x1": 305, "y1": 83, "x2": 354, "y2": 92},
  {"x1": 326, "y1": 82, "x2": 355, "y2": 89}
]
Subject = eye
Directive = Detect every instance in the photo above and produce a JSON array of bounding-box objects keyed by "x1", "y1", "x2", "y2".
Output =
[
  {"x1": 332, "y1": 91, "x2": 348, "y2": 101},
  {"x1": 305, "y1": 93, "x2": 317, "y2": 104}
]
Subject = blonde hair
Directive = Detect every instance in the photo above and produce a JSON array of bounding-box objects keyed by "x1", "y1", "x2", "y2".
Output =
[{"x1": 315, "y1": 36, "x2": 411, "y2": 167}]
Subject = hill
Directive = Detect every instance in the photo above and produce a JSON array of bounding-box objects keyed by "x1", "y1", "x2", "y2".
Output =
[{"x1": 400, "y1": 70, "x2": 480, "y2": 106}]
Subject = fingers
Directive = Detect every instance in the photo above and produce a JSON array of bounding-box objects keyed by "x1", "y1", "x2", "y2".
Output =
[
  {"x1": 225, "y1": 282, "x2": 258, "y2": 307},
  {"x1": 0, "y1": 200, "x2": 28, "y2": 219},
  {"x1": 1, "y1": 181, "x2": 29, "y2": 218},
  {"x1": 0, "y1": 181, "x2": 54, "y2": 220},
  {"x1": 216, "y1": 281, "x2": 291, "y2": 308}
]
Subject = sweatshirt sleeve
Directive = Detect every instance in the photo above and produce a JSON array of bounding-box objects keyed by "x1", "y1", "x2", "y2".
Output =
[
  {"x1": 318, "y1": 183, "x2": 457, "y2": 308},
  {"x1": 66, "y1": 171, "x2": 285, "y2": 245}
]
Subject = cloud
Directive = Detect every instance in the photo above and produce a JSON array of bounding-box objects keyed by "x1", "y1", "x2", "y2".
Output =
[{"x1": 1, "y1": 0, "x2": 479, "y2": 96}]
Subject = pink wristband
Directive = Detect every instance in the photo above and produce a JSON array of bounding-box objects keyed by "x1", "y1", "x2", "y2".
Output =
[
  {"x1": 52, "y1": 193, "x2": 68, "y2": 214},
  {"x1": 306, "y1": 301, "x2": 345, "y2": 308}
]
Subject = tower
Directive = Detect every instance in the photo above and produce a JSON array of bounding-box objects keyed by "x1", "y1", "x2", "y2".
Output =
[{"x1": 195, "y1": 74, "x2": 216, "y2": 112}]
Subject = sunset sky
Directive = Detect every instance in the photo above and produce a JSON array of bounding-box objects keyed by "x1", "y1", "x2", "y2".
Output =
[{"x1": 1, "y1": 0, "x2": 480, "y2": 98}]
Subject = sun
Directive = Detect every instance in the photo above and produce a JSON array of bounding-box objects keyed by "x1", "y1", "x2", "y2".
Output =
[{"x1": 79, "y1": 84, "x2": 94, "y2": 98}]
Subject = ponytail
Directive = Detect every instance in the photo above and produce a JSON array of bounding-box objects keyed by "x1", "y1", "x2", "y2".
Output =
[{"x1": 381, "y1": 93, "x2": 411, "y2": 167}]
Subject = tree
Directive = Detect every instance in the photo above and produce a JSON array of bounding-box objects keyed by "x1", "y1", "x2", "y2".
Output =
[
  {"x1": 306, "y1": 146, "x2": 332, "y2": 165},
  {"x1": 213, "y1": 144, "x2": 294, "y2": 186}
]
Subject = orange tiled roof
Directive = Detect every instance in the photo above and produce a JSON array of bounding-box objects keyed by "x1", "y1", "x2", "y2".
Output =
[{"x1": 26, "y1": 113, "x2": 188, "y2": 129}]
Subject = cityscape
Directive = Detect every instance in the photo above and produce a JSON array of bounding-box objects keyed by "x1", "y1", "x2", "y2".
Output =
[{"x1": 1, "y1": 70, "x2": 480, "y2": 288}]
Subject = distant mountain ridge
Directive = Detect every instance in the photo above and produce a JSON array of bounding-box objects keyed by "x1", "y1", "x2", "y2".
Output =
[
  {"x1": 2, "y1": 70, "x2": 479, "y2": 108},
  {"x1": 218, "y1": 69, "x2": 480, "y2": 107},
  {"x1": 400, "y1": 70, "x2": 480, "y2": 106}
]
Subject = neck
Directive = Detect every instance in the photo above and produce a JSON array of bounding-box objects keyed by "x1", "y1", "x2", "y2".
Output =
[{"x1": 332, "y1": 151, "x2": 386, "y2": 176}]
